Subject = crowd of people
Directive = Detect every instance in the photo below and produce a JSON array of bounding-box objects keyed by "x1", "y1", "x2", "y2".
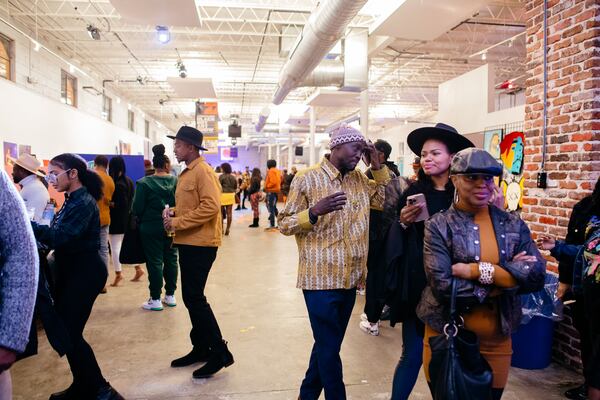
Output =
[{"x1": 0, "y1": 122, "x2": 598, "y2": 400}]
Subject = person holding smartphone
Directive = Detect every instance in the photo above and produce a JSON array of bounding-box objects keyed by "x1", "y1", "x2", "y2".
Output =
[{"x1": 387, "y1": 123, "x2": 474, "y2": 400}]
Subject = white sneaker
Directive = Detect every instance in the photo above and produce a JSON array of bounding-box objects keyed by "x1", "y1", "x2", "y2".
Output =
[
  {"x1": 360, "y1": 313, "x2": 368, "y2": 322},
  {"x1": 162, "y1": 295, "x2": 177, "y2": 307},
  {"x1": 142, "y1": 298, "x2": 163, "y2": 311},
  {"x1": 359, "y1": 320, "x2": 380, "y2": 336}
]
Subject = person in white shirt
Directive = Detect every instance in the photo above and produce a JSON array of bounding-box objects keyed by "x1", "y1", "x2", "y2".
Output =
[{"x1": 11, "y1": 154, "x2": 50, "y2": 223}]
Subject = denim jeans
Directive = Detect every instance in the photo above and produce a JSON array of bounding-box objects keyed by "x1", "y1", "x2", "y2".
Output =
[
  {"x1": 391, "y1": 317, "x2": 424, "y2": 400},
  {"x1": 266, "y1": 193, "x2": 279, "y2": 227},
  {"x1": 98, "y1": 225, "x2": 110, "y2": 272},
  {"x1": 300, "y1": 289, "x2": 356, "y2": 400}
]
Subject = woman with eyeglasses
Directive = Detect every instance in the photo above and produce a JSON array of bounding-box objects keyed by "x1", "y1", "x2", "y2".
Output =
[
  {"x1": 417, "y1": 148, "x2": 546, "y2": 400},
  {"x1": 32, "y1": 154, "x2": 124, "y2": 400},
  {"x1": 387, "y1": 123, "x2": 474, "y2": 400}
]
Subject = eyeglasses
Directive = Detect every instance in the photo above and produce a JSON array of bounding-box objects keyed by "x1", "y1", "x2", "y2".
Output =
[
  {"x1": 45, "y1": 169, "x2": 72, "y2": 184},
  {"x1": 457, "y1": 174, "x2": 494, "y2": 183}
]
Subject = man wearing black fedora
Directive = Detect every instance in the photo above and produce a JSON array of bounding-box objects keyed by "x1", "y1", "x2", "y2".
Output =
[{"x1": 163, "y1": 126, "x2": 234, "y2": 378}]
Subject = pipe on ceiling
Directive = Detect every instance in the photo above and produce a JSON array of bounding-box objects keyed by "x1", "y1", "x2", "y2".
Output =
[
  {"x1": 255, "y1": 106, "x2": 271, "y2": 132},
  {"x1": 300, "y1": 60, "x2": 344, "y2": 87},
  {"x1": 272, "y1": 0, "x2": 368, "y2": 105}
]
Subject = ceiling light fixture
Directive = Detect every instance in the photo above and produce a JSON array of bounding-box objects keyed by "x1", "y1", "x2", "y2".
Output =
[
  {"x1": 481, "y1": 52, "x2": 487, "y2": 61},
  {"x1": 87, "y1": 24, "x2": 100, "y2": 41},
  {"x1": 31, "y1": 39, "x2": 41, "y2": 52},
  {"x1": 176, "y1": 60, "x2": 187, "y2": 79},
  {"x1": 156, "y1": 26, "x2": 171, "y2": 44}
]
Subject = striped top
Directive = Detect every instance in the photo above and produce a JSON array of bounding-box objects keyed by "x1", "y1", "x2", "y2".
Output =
[{"x1": 278, "y1": 156, "x2": 390, "y2": 290}]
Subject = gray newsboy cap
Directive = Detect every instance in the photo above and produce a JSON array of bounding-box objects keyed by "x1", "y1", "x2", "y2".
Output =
[{"x1": 451, "y1": 148, "x2": 503, "y2": 176}]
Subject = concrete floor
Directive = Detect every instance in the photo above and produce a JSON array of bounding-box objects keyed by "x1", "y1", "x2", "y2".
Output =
[{"x1": 12, "y1": 207, "x2": 582, "y2": 399}]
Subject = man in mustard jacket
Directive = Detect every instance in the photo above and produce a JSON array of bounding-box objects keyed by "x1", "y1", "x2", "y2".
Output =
[{"x1": 163, "y1": 126, "x2": 234, "y2": 379}]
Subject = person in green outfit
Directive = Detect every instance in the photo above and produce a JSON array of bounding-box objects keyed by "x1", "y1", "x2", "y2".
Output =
[{"x1": 132, "y1": 144, "x2": 179, "y2": 311}]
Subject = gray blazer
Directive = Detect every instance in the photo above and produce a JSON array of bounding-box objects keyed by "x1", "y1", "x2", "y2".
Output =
[
  {"x1": 0, "y1": 170, "x2": 39, "y2": 353},
  {"x1": 417, "y1": 204, "x2": 546, "y2": 336}
]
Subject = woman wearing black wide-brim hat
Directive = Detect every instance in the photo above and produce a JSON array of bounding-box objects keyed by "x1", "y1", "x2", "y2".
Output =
[{"x1": 387, "y1": 123, "x2": 474, "y2": 400}]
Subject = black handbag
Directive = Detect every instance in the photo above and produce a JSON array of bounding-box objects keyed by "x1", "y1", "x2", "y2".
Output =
[
  {"x1": 119, "y1": 213, "x2": 146, "y2": 264},
  {"x1": 428, "y1": 279, "x2": 493, "y2": 400}
]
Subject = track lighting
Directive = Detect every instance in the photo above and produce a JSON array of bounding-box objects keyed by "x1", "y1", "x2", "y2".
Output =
[
  {"x1": 156, "y1": 26, "x2": 171, "y2": 44},
  {"x1": 87, "y1": 24, "x2": 101, "y2": 41},
  {"x1": 176, "y1": 60, "x2": 187, "y2": 79}
]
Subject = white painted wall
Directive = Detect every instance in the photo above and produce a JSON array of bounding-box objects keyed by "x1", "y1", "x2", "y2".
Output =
[
  {"x1": 373, "y1": 64, "x2": 525, "y2": 177},
  {"x1": 436, "y1": 64, "x2": 525, "y2": 135},
  {"x1": 0, "y1": 19, "x2": 173, "y2": 166}
]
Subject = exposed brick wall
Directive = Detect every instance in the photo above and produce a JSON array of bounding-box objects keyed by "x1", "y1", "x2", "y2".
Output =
[{"x1": 524, "y1": 0, "x2": 600, "y2": 371}]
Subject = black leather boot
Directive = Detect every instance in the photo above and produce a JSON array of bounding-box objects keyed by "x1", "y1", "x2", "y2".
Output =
[
  {"x1": 94, "y1": 384, "x2": 125, "y2": 400},
  {"x1": 565, "y1": 384, "x2": 587, "y2": 400},
  {"x1": 192, "y1": 341, "x2": 234, "y2": 378},
  {"x1": 248, "y1": 218, "x2": 259, "y2": 228},
  {"x1": 171, "y1": 347, "x2": 211, "y2": 368},
  {"x1": 49, "y1": 385, "x2": 78, "y2": 400}
]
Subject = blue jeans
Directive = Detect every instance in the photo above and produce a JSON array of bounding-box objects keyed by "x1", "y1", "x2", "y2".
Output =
[
  {"x1": 99, "y1": 225, "x2": 109, "y2": 273},
  {"x1": 391, "y1": 317, "x2": 424, "y2": 400},
  {"x1": 266, "y1": 193, "x2": 279, "y2": 227},
  {"x1": 300, "y1": 289, "x2": 356, "y2": 400}
]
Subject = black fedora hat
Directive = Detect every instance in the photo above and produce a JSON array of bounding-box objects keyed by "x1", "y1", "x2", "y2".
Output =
[
  {"x1": 167, "y1": 126, "x2": 208, "y2": 151},
  {"x1": 407, "y1": 122, "x2": 474, "y2": 155}
]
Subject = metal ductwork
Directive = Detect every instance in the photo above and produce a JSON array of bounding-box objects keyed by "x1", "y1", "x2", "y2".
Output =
[
  {"x1": 272, "y1": 0, "x2": 369, "y2": 105},
  {"x1": 301, "y1": 60, "x2": 345, "y2": 88},
  {"x1": 254, "y1": 106, "x2": 271, "y2": 132}
]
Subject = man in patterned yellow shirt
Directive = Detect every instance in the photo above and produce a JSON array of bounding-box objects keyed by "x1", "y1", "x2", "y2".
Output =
[{"x1": 278, "y1": 124, "x2": 390, "y2": 400}]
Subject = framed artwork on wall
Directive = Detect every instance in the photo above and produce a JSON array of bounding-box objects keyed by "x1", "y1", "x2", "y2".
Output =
[{"x1": 483, "y1": 129, "x2": 503, "y2": 159}]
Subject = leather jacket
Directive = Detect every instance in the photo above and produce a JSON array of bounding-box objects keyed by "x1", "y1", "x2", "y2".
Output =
[{"x1": 416, "y1": 204, "x2": 546, "y2": 336}]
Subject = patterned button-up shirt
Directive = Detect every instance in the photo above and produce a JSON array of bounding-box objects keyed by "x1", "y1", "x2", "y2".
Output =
[{"x1": 278, "y1": 156, "x2": 390, "y2": 290}]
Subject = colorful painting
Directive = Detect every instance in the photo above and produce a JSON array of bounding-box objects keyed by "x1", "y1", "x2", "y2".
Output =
[
  {"x1": 499, "y1": 131, "x2": 525, "y2": 211},
  {"x1": 119, "y1": 140, "x2": 132, "y2": 155},
  {"x1": 484, "y1": 129, "x2": 502, "y2": 159},
  {"x1": 3, "y1": 141, "x2": 17, "y2": 173},
  {"x1": 197, "y1": 101, "x2": 219, "y2": 154}
]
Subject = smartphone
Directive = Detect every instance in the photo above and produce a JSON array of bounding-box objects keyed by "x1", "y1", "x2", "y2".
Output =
[{"x1": 406, "y1": 193, "x2": 429, "y2": 222}]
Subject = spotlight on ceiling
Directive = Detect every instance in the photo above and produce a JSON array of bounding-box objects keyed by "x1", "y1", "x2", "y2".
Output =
[
  {"x1": 176, "y1": 60, "x2": 187, "y2": 79},
  {"x1": 136, "y1": 75, "x2": 144, "y2": 85},
  {"x1": 87, "y1": 24, "x2": 101, "y2": 41},
  {"x1": 156, "y1": 26, "x2": 171, "y2": 44},
  {"x1": 481, "y1": 52, "x2": 487, "y2": 61}
]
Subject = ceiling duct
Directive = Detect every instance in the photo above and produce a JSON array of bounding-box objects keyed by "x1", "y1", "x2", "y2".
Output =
[
  {"x1": 301, "y1": 60, "x2": 345, "y2": 88},
  {"x1": 255, "y1": 107, "x2": 271, "y2": 133},
  {"x1": 272, "y1": 0, "x2": 369, "y2": 105}
]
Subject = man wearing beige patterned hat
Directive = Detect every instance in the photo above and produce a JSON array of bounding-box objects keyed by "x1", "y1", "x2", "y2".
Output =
[
  {"x1": 278, "y1": 124, "x2": 390, "y2": 400},
  {"x1": 11, "y1": 153, "x2": 49, "y2": 223}
]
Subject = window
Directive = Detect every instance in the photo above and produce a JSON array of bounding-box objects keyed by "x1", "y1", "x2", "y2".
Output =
[
  {"x1": 102, "y1": 95, "x2": 112, "y2": 122},
  {"x1": 0, "y1": 33, "x2": 14, "y2": 81},
  {"x1": 61, "y1": 70, "x2": 77, "y2": 107},
  {"x1": 144, "y1": 120, "x2": 150, "y2": 138},
  {"x1": 128, "y1": 110, "x2": 135, "y2": 132}
]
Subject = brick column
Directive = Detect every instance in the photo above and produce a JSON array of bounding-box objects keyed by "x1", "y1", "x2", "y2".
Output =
[{"x1": 523, "y1": 0, "x2": 600, "y2": 371}]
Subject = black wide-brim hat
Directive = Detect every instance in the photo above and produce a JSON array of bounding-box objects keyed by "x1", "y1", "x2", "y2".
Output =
[
  {"x1": 167, "y1": 126, "x2": 208, "y2": 151},
  {"x1": 407, "y1": 122, "x2": 474, "y2": 155}
]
